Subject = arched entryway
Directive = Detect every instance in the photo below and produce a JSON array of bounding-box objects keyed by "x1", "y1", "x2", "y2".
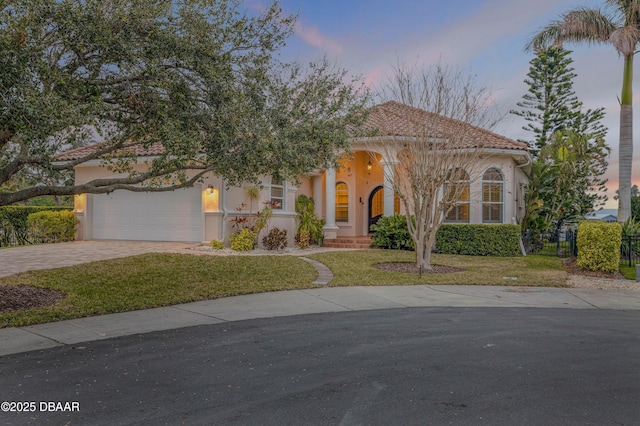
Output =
[
  {"x1": 368, "y1": 186, "x2": 401, "y2": 233},
  {"x1": 368, "y1": 186, "x2": 384, "y2": 232}
]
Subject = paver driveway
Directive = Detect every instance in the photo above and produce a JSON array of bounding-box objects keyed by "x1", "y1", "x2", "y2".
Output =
[{"x1": 0, "y1": 241, "x2": 194, "y2": 278}]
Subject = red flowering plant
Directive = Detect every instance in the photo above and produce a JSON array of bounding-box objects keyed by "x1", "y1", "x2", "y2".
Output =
[{"x1": 229, "y1": 201, "x2": 278, "y2": 245}]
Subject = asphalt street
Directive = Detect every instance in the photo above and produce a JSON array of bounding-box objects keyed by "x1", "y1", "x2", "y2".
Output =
[{"x1": 2, "y1": 307, "x2": 640, "y2": 425}]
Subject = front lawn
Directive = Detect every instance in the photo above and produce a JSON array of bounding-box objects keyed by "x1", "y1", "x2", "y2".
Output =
[
  {"x1": 308, "y1": 250, "x2": 567, "y2": 287},
  {"x1": 0, "y1": 253, "x2": 318, "y2": 328},
  {"x1": 619, "y1": 263, "x2": 637, "y2": 280},
  {"x1": 0, "y1": 250, "x2": 567, "y2": 328}
]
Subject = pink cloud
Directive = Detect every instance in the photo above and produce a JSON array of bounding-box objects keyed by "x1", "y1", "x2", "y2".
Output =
[
  {"x1": 363, "y1": 67, "x2": 388, "y2": 89},
  {"x1": 294, "y1": 22, "x2": 344, "y2": 56}
]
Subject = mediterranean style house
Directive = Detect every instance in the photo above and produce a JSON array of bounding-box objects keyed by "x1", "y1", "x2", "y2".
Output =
[{"x1": 59, "y1": 102, "x2": 531, "y2": 246}]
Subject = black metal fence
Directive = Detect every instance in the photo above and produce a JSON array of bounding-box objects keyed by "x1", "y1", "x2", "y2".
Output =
[
  {"x1": 524, "y1": 229, "x2": 640, "y2": 267},
  {"x1": 522, "y1": 229, "x2": 578, "y2": 258},
  {"x1": 621, "y1": 233, "x2": 640, "y2": 267}
]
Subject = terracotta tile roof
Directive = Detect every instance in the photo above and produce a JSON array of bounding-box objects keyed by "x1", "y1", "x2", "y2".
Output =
[
  {"x1": 57, "y1": 102, "x2": 527, "y2": 162},
  {"x1": 357, "y1": 101, "x2": 528, "y2": 152},
  {"x1": 56, "y1": 141, "x2": 166, "y2": 161}
]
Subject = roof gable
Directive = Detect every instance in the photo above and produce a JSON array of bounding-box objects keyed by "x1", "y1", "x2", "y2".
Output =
[{"x1": 357, "y1": 101, "x2": 528, "y2": 152}]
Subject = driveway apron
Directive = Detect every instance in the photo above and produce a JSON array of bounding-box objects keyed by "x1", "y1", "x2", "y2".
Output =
[{"x1": 0, "y1": 241, "x2": 193, "y2": 278}]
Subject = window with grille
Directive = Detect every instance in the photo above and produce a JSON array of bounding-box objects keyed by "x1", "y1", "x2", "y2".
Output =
[
  {"x1": 482, "y1": 168, "x2": 503, "y2": 223},
  {"x1": 335, "y1": 182, "x2": 348, "y2": 222},
  {"x1": 270, "y1": 178, "x2": 284, "y2": 210},
  {"x1": 444, "y1": 170, "x2": 470, "y2": 223}
]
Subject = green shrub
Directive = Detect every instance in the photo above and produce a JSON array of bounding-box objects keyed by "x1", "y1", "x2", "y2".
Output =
[
  {"x1": 210, "y1": 239, "x2": 225, "y2": 249},
  {"x1": 295, "y1": 230, "x2": 312, "y2": 249},
  {"x1": 436, "y1": 224, "x2": 521, "y2": 257},
  {"x1": 0, "y1": 206, "x2": 72, "y2": 246},
  {"x1": 577, "y1": 221, "x2": 622, "y2": 272},
  {"x1": 370, "y1": 214, "x2": 414, "y2": 250},
  {"x1": 262, "y1": 227, "x2": 288, "y2": 250},
  {"x1": 296, "y1": 195, "x2": 324, "y2": 242},
  {"x1": 622, "y1": 216, "x2": 640, "y2": 236},
  {"x1": 27, "y1": 210, "x2": 79, "y2": 243},
  {"x1": 229, "y1": 228, "x2": 257, "y2": 251},
  {"x1": 22, "y1": 195, "x2": 73, "y2": 207}
]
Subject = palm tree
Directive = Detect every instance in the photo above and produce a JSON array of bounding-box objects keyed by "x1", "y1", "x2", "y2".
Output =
[{"x1": 526, "y1": 0, "x2": 638, "y2": 223}]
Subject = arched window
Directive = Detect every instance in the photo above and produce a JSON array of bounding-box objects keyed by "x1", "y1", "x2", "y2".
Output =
[
  {"x1": 482, "y1": 168, "x2": 503, "y2": 223},
  {"x1": 445, "y1": 169, "x2": 470, "y2": 223},
  {"x1": 335, "y1": 182, "x2": 348, "y2": 222}
]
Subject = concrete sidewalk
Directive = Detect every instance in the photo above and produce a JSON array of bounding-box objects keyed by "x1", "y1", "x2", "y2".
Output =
[{"x1": 3, "y1": 284, "x2": 640, "y2": 357}]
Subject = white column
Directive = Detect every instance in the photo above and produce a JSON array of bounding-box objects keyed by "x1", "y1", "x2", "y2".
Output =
[
  {"x1": 382, "y1": 161, "x2": 396, "y2": 217},
  {"x1": 312, "y1": 175, "x2": 323, "y2": 217},
  {"x1": 323, "y1": 167, "x2": 339, "y2": 239}
]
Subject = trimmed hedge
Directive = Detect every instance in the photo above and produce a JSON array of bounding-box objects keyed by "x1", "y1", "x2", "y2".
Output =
[
  {"x1": 577, "y1": 221, "x2": 622, "y2": 272},
  {"x1": 435, "y1": 224, "x2": 521, "y2": 257},
  {"x1": 0, "y1": 206, "x2": 73, "y2": 246},
  {"x1": 27, "y1": 210, "x2": 79, "y2": 243},
  {"x1": 370, "y1": 214, "x2": 521, "y2": 257},
  {"x1": 370, "y1": 214, "x2": 414, "y2": 250}
]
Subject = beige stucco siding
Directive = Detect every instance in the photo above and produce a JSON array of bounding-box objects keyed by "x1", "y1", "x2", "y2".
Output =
[{"x1": 72, "y1": 146, "x2": 529, "y2": 244}]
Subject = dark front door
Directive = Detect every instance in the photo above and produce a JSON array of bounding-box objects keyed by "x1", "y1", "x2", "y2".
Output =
[{"x1": 368, "y1": 186, "x2": 384, "y2": 232}]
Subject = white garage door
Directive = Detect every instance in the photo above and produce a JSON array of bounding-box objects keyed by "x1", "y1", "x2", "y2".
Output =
[{"x1": 92, "y1": 188, "x2": 202, "y2": 242}]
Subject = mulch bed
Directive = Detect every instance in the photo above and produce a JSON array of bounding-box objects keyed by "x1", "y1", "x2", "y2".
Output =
[
  {"x1": 0, "y1": 286, "x2": 66, "y2": 315},
  {"x1": 562, "y1": 257, "x2": 625, "y2": 280},
  {"x1": 373, "y1": 262, "x2": 462, "y2": 274}
]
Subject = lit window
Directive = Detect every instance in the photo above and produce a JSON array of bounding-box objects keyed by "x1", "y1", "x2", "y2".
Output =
[
  {"x1": 336, "y1": 182, "x2": 348, "y2": 222},
  {"x1": 482, "y1": 168, "x2": 503, "y2": 223},
  {"x1": 445, "y1": 170, "x2": 470, "y2": 223}
]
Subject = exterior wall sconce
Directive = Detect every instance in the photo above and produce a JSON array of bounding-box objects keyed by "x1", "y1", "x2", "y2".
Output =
[
  {"x1": 367, "y1": 161, "x2": 372, "y2": 171},
  {"x1": 204, "y1": 185, "x2": 219, "y2": 212},
  {"x1": 74, "y1": 193, "x2": 86, "y2": 213}
]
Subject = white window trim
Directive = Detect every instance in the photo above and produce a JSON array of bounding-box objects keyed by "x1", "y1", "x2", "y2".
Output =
[
  {"x1": 269, "y1": 178, "x2": 285, "y2": 211},
  {"x1": 482, "y1": 168, "x2": 504, "y2": 224},
  {"x1": 444, "y1": 171, "x2": 471, "y2": 224}
]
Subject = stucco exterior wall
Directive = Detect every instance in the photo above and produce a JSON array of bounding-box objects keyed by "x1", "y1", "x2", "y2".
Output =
[
  {"x1": 332, "y1": 151, "x2": 387, "y2": 237},
  {"x1": 72, "y1": 147, "x2": 529, "y2": 245},
  {"x1": 74, "y1": 161, "x2": 308, "y2": 246},
  {"x1": 465, "y1": 156, "x2": 529, "y2": 225}
]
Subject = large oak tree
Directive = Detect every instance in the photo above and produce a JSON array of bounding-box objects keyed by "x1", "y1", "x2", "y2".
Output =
[{"x1": 0, "y1": 0, "x2": 368, "y2": 206}]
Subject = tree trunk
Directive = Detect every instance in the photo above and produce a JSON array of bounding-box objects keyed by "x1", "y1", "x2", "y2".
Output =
[
  {"x1": 410, "y1": 216, "x2": 434, "y2": 271},
  {"x1": 415, "y1": 247, "x2": 433, "y2": 271},
  {"x1": 422, "y1": 243, "x2": 433, "y2": 271},
  {"x1": 413, "y1": 225, "x2": 434, "y2": 271},
  {"x1": 415, "y1": 243, "x2": 426, "y2": 270},
  {"x1": 618, "y1": 55, "x2": 634, "y2": 224},
  {"x1": 413, "y1": 221, "x2": 426, "y2": 270}
]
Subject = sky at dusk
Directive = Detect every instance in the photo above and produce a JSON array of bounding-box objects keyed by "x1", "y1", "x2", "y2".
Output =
[{"x1": 255, "y1": 0, "x2": 640, "y2": 209}]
